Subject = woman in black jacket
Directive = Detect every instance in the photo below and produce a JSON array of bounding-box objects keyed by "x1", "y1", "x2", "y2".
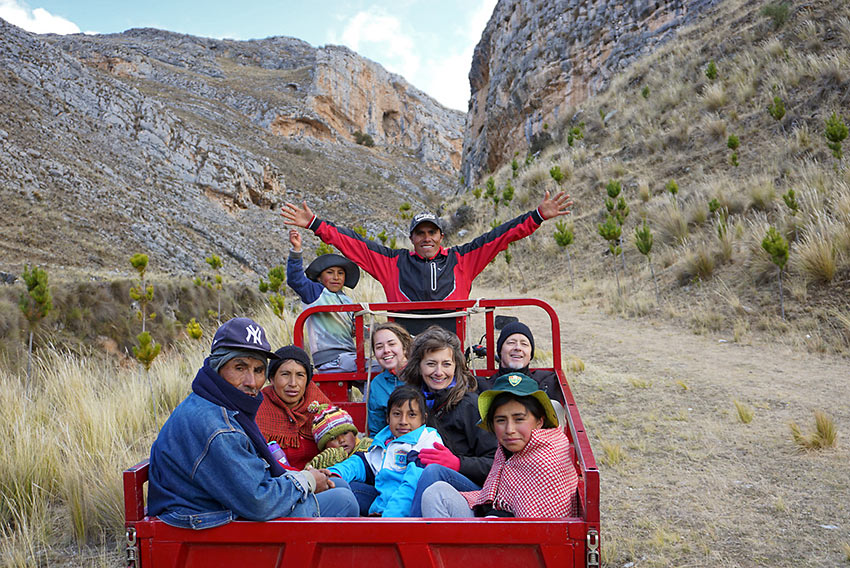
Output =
[{"x1": 400, "y1": 326, "x2": 497, "y2": 517}]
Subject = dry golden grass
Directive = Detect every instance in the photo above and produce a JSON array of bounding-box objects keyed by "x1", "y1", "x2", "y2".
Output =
[
  {"x1": 790, "y1": 410, "x2": 838, "y2": 450},
  {"x1": 701, "y1": 82, "x2": 728, "y2": 111},
  {"x1": 734, "y1": 400, "x2": 754, "y2": 423},
  {"x1": 678, "y1": 241, "x2": 716, "y2": 283},
  {"x1": 653, "y1": 202, "x2": 690, "y2": 245},
  {"x1": 747, "y1": 175, "x2": 777, "y2": 211},
  {"x1": 702, "y1": 113, "x2": 727, "y2": 140},
  {"x1": 792, "y1": 228, "x2": 838, "y2": 283}
]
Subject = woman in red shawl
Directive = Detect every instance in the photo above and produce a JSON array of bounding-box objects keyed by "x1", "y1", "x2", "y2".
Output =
[
  {"x1": 256, "y1": 345, "x2": 331, "y2": 469},
  {"x1": 419, "y1": 372, "x2": 578, "y2": 518}
]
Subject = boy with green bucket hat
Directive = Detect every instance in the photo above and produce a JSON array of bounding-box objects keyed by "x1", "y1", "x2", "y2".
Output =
[{"x1": 421, "y1": 373, "x2": 579, "y2": 518}]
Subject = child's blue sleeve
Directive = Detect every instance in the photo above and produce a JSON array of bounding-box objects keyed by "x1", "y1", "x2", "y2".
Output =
[
  {"x1": 287, "y1": 253, "x2": 324, "y2": 304},
  {"x1": 328, "y1": 453, "x2": 367, "y2": 484}
]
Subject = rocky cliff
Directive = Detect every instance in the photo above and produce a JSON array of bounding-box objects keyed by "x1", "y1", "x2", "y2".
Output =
[
  {"x1": 462, "y1": 0, "x2": 720, "y2": 185},
  {"x1": 0, "y1": 22, "x2": 464, "y2": 278}
]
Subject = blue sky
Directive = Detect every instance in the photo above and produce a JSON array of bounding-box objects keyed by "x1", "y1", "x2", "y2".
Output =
[{"x1": 0, "y1": 0, "x2": 497, "y2": 110}]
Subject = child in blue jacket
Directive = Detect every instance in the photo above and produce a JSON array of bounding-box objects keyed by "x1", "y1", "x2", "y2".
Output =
[{"x1": 326, "y1": 385, "x2": 441, "y2": 517}]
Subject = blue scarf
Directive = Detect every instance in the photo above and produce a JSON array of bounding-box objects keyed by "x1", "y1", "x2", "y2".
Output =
[
  {"x1": 192, "y1": 359, "x2": 285, "y2": 477},
  {"x1": 422, "y1": 378, "x2": 457, "y2": 409}
]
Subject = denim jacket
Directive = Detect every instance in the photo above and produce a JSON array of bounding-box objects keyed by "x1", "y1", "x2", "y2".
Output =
[{"x1": 148, "y1": 393, "x2": 318, "y2": 529}]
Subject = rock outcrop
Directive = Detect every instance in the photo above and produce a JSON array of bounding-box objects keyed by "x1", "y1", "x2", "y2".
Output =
[
  {"x1": 462, "y1": 0, "x2": 720, "y2": 185},
  {"x1": 53, "y1": 29, "x2": 463, "y2": 176},
  {"x1": 0, "y1": 21, "x2": 463, "y2": 278}
]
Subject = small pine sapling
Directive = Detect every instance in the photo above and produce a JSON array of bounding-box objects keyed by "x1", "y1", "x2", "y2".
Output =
[
  {"x1": 641, "y1": 86, "x2": 650, "y2": 99},
  {"x1": 472, "y1": 186, "x2": 482, "y2": 199},
  {"x1": 605, "y1": 180, "x2": 629, "y2": 273},
  {"x1": 598, "y1": 215, "x2": 623, "y2": 297},
  {"x1": 768, "y1": 95, "x2": 786, "y2": 133},
  {"x1": 550, "y1": 165, "x2": 564, "y2": 185},
  {"x1": 762, "y1": 226, "x2": 789, "y2": 320},
  {"x1": 708, "y1": 198, "x2": 721, "y2": 216},
  {"x1": 667, "y1": 179, "x2": 679, "y2": 208},
  {"x1": 129, "y1": 253, "x2": 160, "y2": 419},
  {"x1": 705, "y1": 60, "x2": 718, "y2": 81},
  {"x1": 377, "y1": 230, "x2": 388, "y2": 246},
  {"x1": 634, "y1": 222, "x2": 660, "y2": 304},
  {"x1": 133, "y1": 331, "x2": 161, "y2": 372},
  {"x1": 760, "y1": 1, "x2": 790, "y2": 30},
  {"x1": 316, "y1": 242, "x2": 335, "y2": 256},
  {"x1": 206, "y1": 254, "x2": 223, "y2": 323},
  {"x1": 553, "y1": 220, "x2": 576, "y2": 289},
  {"x1": 727, "y1": 134, "x2": 740, "y2": 167},
  {"x1": 186, "y1": 317, "x2": 203, "y2": 340},
  {"x1": 501, "y1": 182, "x2": 515, "y2": 207},
  {"x1": 511, "y1": 158, "x2": 519, "y2": 179},
  {"x1": 824, "y1": 112, "x2": 848, "y2": 161},
  {"x1": 484, "y1": 176, "x2": 497, "y2": 200},
  {"x1": 19, "y1": 265, "x2": 52, "y2": 384},
  {"x1": 129, "y1": 253, "x2": 156, "y2": 333},
  {"x1": 567, "y1": 122, "x2": 585, "y2": 147},
  {"x1": 399, "y1": 202, "x2": 412, "y2": 220},
  {"x1": 259, "y1": 265, "x2": 287, "y2": 319},
  {"x1": 388, "y1": 236, "x2": 397, "y2": 248},
  {"x1": 782, "y1": 188, "x2": 800, "y2": 241}
]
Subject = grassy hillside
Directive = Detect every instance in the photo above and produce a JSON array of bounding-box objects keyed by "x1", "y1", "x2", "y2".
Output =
[{"x1": 457, "y1": 0, "x2": 849, "y2": 354}]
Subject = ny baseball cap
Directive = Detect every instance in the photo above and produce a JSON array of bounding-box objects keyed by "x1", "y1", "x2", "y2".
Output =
[{"x1": 210, "y1": 317, "x2": 278, "y2": 358}]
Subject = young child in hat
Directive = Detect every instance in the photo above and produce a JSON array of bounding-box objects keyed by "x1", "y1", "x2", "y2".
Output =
[
  {"x1": 287, "y1": 228, "x2": 368, "y2": 374},
  {"x1": 324, "y1": 385, "x2": 442, "y2": 517},
  {"x1": 420, "y1": 372, "x2": 578, "y2": 518},
  {"x1": 307, "y1": 404, "x2": 372, "y2": 469}
]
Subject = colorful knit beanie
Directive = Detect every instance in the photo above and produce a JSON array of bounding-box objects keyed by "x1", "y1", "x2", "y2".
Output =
[{"x1": 310, "y1": 403, "x2": 359, "y2": 451}]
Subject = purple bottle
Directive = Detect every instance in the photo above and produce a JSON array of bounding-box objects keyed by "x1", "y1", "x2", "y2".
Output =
[{"x1": 267, "y1": 441, "x2": 290, "y2": 466}]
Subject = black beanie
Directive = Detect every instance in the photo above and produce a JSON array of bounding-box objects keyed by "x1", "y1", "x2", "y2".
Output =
[
  {"x1": 267, "y1": 345, "x2": 313, "y2": 381},
  {"x1": 496, "y1": 321, "x2": 535, "y2": 360}
]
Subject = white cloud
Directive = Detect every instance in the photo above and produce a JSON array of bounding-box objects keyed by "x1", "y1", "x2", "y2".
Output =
[
  {"x1": 330, "y1": 10, "x2": 420, "y2": 78},
  {"x1": 0, "y1": 0, "x2": 80, "y2": 34},
  {"x1": 327, "y1": 0, "x2": 497, "y2": 112},
  {"x1": 417, "y1": 0, "x2": 498, "y2": 111}
]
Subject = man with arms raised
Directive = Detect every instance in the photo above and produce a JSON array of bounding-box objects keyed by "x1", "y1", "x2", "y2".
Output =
[
  {"x1": 147, "y1": 317, "x2": 357, "y2": 528},
  {"x1": 280, "y1": 191, "x2": 572, "y2": 304}
]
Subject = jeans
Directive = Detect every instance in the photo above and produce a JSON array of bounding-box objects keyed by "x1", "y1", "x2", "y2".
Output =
[
  {"x1": 410, "y1": 464, "x2": 481, "y2": 517},
  {"x1": 421, "y1": 481, "x2": 474, "y2": 518},
  {"x1": 314, "y1": 478, "x2": 358, "y2": 517},
  {"x1": 349, "y1": 481, "x2": 379, "y2": 516}
]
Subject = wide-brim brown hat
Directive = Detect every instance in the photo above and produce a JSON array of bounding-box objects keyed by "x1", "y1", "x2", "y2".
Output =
[
  {"x1": 478, "y1": 373, "x2": 559, "y2": 431},
  {"x1": 305, "y1": 254, "x2": 360, "y2": 288}
]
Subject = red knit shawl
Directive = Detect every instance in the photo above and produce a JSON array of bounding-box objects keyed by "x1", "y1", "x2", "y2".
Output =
[
  {"x1": 462, "y1": 427, "x2": 579, "y2": 517},
  {"x1": 255, "y1": 383, "x2": 330, "y2": 468}
]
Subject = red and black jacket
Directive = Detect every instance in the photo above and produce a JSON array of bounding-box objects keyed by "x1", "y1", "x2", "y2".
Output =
[{"x1": 307, "y1": 209, "x2": 545, "y2": 302}]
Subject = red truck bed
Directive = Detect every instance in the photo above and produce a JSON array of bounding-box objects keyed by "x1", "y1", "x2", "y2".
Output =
[{"x1": 123, "y1": 299, "x2": 600, "y2": 568}]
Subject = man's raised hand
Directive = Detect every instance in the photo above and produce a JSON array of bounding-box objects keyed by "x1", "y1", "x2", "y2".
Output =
[
  {"x1": 281, "y1": 201, "x2": 314, "y2": 228},
  {"x1": 538, "y1": 191, "x2": 574, "y2": 220}
]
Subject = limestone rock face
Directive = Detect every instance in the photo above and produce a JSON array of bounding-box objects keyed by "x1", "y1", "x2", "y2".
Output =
[
  {"x1": 0, "y1": 22, "x2": 462, "y2": 277},
  {"x1": 55, "y1": 29, "x2": 463, "y2": 177},
  {"x1": 462, "y1": 0, "x2": 720, "y2": 185}
]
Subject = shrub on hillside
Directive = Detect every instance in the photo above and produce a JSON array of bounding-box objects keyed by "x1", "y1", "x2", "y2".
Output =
[{"x1": 760, "y1": 1, "x2": 791, "y2": 30}]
